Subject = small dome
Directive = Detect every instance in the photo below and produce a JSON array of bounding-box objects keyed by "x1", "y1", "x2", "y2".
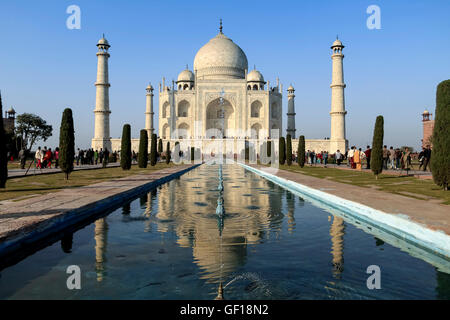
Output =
[
  {"x1": 247, "y1": 69, "x2": 264, "y2": 82},
  {"x1": 8, "y1": 107, "x2": 16, "y2": 114},
  {"x1": 332, "y1": 39, "x2": 342, "y2": 46},
  {"x1": 287, "y1": 85, "x2": 295, "y2": 92},
  {"x1": 177, "y1": 69, "x2": 195, "y2": 82},
  {"x1": 146, "y1": 84, "x2": 154, "y2": 91},
  {"x1": 423, "y1": 109, "x2": 430, "y2": 115},
  {"x1": 97, "y1": 37, "x2": 110, "y2": 47}
]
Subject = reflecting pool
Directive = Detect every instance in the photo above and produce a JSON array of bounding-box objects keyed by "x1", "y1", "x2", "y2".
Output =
[{"x1": 0, "y1": 165, "x2": 449, "y2": 299}]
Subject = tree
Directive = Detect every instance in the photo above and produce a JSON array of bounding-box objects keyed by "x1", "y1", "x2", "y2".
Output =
[
  {"x1": 150, "y1": 134, "x2": 157, "y2": 166},
  {"x1": 431, "y1": 80, "x2": 450, "y2": 190},
  {"x1": 191, "y1": 146, "x2": 195, "y2": 162},
  {"x1": 286, "y1": 134, "x2": 293, "y2": 166},
  {"x1": 59, "y1": 108, "x2": 75, "y2": 180},
  {"x1": 0, "y1": 93, "x2": 7, "y2": 188},
  {"x1": 370, "y1": 116, "x2": 384, "y2": 179},
  {"x1": 165, "y1": 141, "x2": 171, "y2": 164},
  {"x1": 298, "y1": 135, "x2": 305, "y2": 167},
  {"x1": 138, "y1": 129, "x2": 148, "y2": 168},
  {"x1": 158, "y1": 138, "x2": 163, "y2": 154},
  {"x1": 15, "y1": 113, "x2": 52, "y2": 151},
  {"x1": 279, "y1": 137, "x2": 286, "y2": 165},
  {"x1": 120, "y1": 124, "x2": 132, "y2": 170}
]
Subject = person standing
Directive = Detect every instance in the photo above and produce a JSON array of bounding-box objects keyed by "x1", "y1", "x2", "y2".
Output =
[
  {"x1": 323, "y1": 151, "x2": 329, "y2": 167},
  {"x1": 382, "y1": 145, "x2": 389, "y2": 170},
  {"x1": 423, "y1": 145, "x2": 431, "y2": 172},
  {"x1": 402, "y1": 147, "x2": 412, "y2": 175},
  {"x1": 418, "y1": 147, "x2": 425, "y2": 170},
  {"x1": 395, "y1": 148, "x2": 402, "y2": 170},
  {"x1": 348, "y1": 146, "x2": 355, "y2": 169},
  {"x1": 389, "y1": 146, "x2": 395, "y2": 169},
  {"x1": 335, "y1": 150, "x2": 342, "y2": 166},
  {"x1": 364, "y1": 146, "x2": 371, "y2": 170},
  {"x1": 19, "y1": 148, "x2": 26, "y2": 169},
  {"x1": 35, "y1": 147, "x2": 43, "y2": 169},
  {"x1": 54, "y1": 147, "x2": 59, "y2": 168},
  {"x1": 354, "y1": 148, "x2": 362, "y2": 170},
  {"x1": 103, "y1": 148, "x2": 109, "y2": 168}
]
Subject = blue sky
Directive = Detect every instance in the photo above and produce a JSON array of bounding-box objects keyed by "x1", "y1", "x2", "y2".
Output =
[{"x1": 0, "y1": 0, "x2": 449, "y2": 151}]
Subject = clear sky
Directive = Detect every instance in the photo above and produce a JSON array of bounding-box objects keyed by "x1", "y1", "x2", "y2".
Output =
[{"x1": 1, "y1": 0, "x2": 449, "y2": 151}]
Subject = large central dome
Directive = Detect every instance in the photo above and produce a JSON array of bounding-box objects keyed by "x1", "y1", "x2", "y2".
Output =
[{"x1": 193, "y1": 32, "x2": 248, "y2": 80}]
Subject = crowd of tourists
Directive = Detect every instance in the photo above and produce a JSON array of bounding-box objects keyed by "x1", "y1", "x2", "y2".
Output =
[
  {"x1": 28, "y1": 147, "x2": 123, "y2": 170},
  {"x1": 304, "y1": 145, "x2": 432, "y2": 172},
  {"x1": 32, "y1": 146, "x2": 60, "y2": 169}
]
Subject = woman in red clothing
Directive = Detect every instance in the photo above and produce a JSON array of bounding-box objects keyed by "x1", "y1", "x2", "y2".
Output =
[{"x1": 44, "y1": 148, "x2": 53, "y2": 168}]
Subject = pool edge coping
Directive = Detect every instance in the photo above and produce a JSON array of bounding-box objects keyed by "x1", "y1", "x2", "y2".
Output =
[
  {"x1": 0, "y1": 164, "x2": 201, "y2": 262},
  {"x1": 240, "y1": 163, "x2": 450, "y2": 260}
]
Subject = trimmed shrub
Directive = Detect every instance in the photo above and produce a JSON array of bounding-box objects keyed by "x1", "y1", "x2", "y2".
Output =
[
  {"x1": 298, "y1": 135, "x2": 305, "y2": 167},
  {"x1": 150, "y1": 134, "x2": 157, "y2": 166},
  {"x1": 370, "y1": 116, "x2": 384, "y2": 178},
  {"x1": 120, "y1": 124, "x2": 132, "y2": 170},
  {"x1": 165, "y1": 141, "x2": 171, "y2": 164},
  {"x1": 138, "y1": 130, "x2": 148, "y2": 168},
  {"x1": 286, "y1": 134, "x2": 292, "y2": 166},
  {"x1": 279, "y1": 137, "x2": 286, "y2": 165},
  {"x1": 59, "y1": 108, "x2": 75, "y2": 180},
  {"x1": 0, "y1": 94, "x2": 7, "y2": 187},
  {"x1": 431, "y1": 80, "x2": 450, "y2": 190},
  {"x1": 158, "y1": 138, "x2": 163, "y2": 154}
]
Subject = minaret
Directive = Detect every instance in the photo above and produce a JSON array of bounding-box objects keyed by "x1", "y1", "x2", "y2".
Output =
[
  {"x1": 145, "y1": 83, "x2": 154, "y2": 137},
  {"x1": 329, "y1": 37, "x2": 347, "y2": 153},
  {"x1": 92, "y1": 35, "x2": 112, "y2": 152},
  {"x1": 286, "y1": 85, "x2": 296, "y2": 138}
]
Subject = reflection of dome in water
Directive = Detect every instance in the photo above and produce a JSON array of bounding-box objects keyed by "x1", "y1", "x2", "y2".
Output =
[{"x1": 193, "y1": 235, "x2": 247, "y2": 282}]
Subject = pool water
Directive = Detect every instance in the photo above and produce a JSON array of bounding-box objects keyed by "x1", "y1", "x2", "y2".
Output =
[{"x1": 0, "y1": 164, "x2": 449, "y2": 299}]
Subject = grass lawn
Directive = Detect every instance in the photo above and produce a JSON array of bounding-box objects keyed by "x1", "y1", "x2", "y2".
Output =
[
  {"x1": 275, "y1": 164, "x2": 450, "y2": 205},
  {"x1": 0, "y1": 163, "x2": 175, "y2": 202}
]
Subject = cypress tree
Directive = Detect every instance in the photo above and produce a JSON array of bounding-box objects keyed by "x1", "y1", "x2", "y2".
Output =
[
  {"x1": 286, "y1": 134, "x2": 293, "y2": 166},
  {"x1": 431, "y1": 80, "x2": 450, "y2": 190},
  {"x1": 370, "y1": 116, "x2": 384, "y2": 179},
  {"x1": 191, "y1": 146, "x2": 195, "y2": 162},
  {"x1": 59, "y1": 108, "x2": 75, "y2": 180},
  {"x1": 279, "y1": 137, "x2": 286, "y2": 165},
  {"x1": 158, "y1": 138, "x2": 163, "y2": 154},
  {"x1": 298, "y1": 135, "x2": 305, "y2": 167},
  {"x1": 138, "y1": 129, "x2": 148, "y2": 168},
  {"x1": 120, "y1": 124, "x2": 132, "y2": 170},
  {"x1": 267, "y1": 140, "x2": 272, "y2": 158},
  {"x1": 150, "y1": 134, "x2": 157, "y2": 166},
  {"x1": 165, "y1": 141, "x2": 171, "y2": 164},
  {"x1": 0, "y1": 93, "x2": 8, "y2": 188}
]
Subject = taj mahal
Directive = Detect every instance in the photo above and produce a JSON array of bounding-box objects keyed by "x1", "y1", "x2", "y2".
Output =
[{"x1": 92, "y1": 22, "x2": 348, "y2": 156}]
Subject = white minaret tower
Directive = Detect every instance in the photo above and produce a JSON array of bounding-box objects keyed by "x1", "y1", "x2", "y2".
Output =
[
  {"x1": 329, "y1": 37, "x2": 347, "y2": 153},
  {"x1": 145, "y1": 83, "x2": 154, "y2": 137},
  {"x1": 92, "y1": 35, "x2": 112, "y2": 152},
  {"x1": 286, "y1": 85, "x2": 296, "y2": 138}
]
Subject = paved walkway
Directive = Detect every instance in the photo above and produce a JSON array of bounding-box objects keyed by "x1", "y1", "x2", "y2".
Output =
[
  {"x1": 7, "y1": 162, "x2": 123, "y2": 178},
  {"x1": 0, "y1": 164, "x2": 197, "y2": 246},
  {"x1": 252, "y1": 165, "x2": 449, "y2": 236}
]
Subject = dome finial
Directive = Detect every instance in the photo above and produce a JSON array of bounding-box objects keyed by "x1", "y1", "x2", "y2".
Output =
[{"x1": 219, "y1": 18, "x2": 223, "y2": 34}]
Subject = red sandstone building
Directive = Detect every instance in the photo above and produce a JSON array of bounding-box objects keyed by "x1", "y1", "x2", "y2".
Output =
[{"x1": 421, "y1": 109, "x2": 434, "y2": 149}]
